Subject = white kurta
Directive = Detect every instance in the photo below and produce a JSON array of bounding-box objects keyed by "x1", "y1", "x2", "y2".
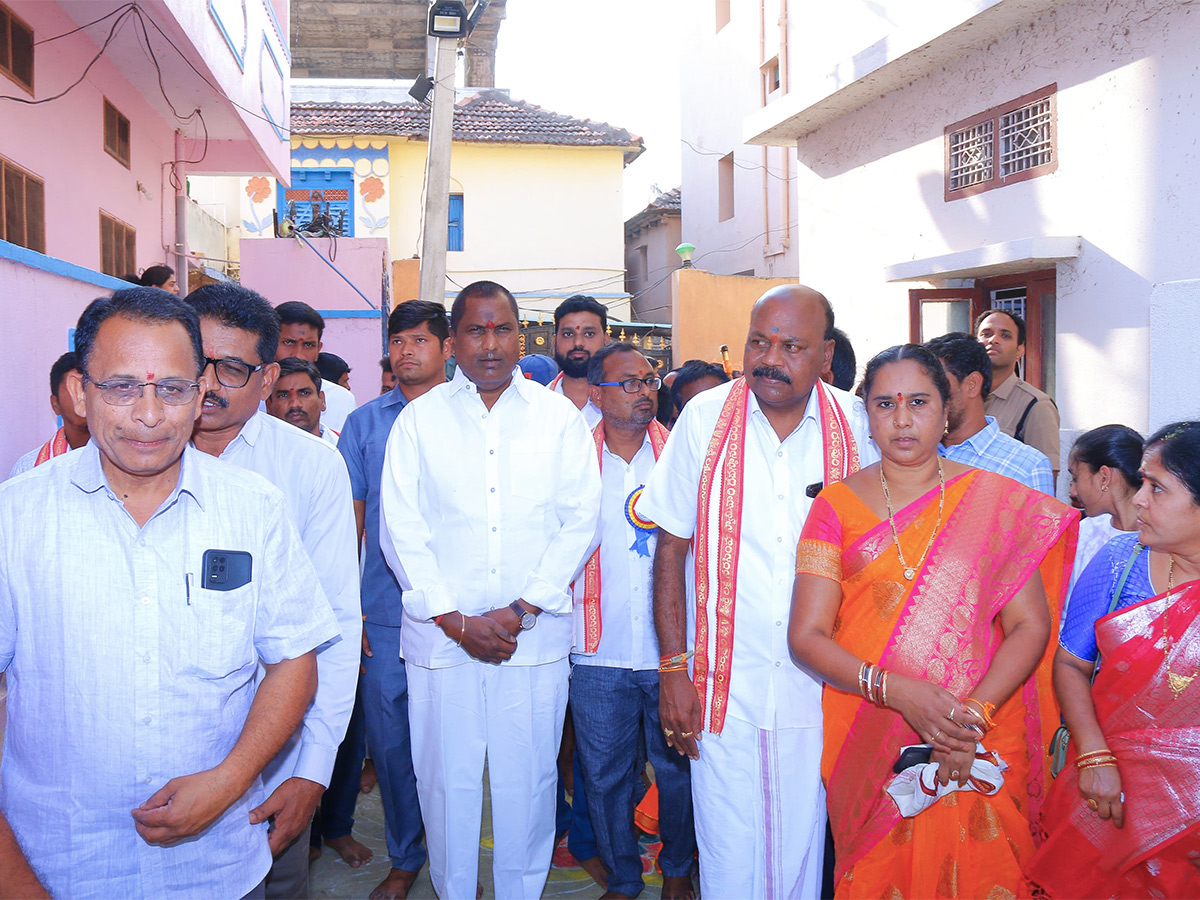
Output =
[
  {"x1": 638, "y1": 380, "x2": 876, "y2": 899},
  {"x1": 378, "y1": 367, "x2": 600, "y2": 900}
]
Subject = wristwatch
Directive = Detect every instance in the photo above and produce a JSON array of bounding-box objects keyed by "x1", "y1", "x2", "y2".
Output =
[{"x1": 508, "y1": 600, "x2": 538, "y2": 631}]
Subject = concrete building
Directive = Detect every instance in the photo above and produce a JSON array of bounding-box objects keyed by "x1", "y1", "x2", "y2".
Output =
[
  {"x1": 719, "y1": 0, "x2": 1200, "y2": 468},
  {"x1": 236, "y1": 81, "x2": 644, "y2": 320},
  {"x1": 0, "y1": 0, "x2": 291, "y2": 474},
  {"x1": 624, "y1": 187, "x2": 681, "y2": 323}
]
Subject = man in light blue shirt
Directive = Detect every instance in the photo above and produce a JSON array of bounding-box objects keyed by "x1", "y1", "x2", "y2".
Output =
[
  {"x1": 926, "y1": 332, "x2": 1054, "y2": 494},
  {"x1": 0, "y1": 289, "x2": 337, "y2": 899},
  {"x1": 186, "y1": 284, "x2": 361, "y2": 900},
  {"x1": 336, "y1": 299, "x2": 450, "y2": 899}
]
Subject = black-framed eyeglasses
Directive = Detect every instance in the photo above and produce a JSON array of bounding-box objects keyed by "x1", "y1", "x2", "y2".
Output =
[
  {"x1": 204, "y1": 356, "x2": 264, "y2": 389},
  {"x1": 596, "y1": 376, "x2": 663, "y2": 394},
  {"x1": 82, "y1": 374, "x2": 201, "y2": 407}
]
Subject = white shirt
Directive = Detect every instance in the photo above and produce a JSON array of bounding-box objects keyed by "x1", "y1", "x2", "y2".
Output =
[
  {"x1": 213, "y1": 412, "x2": 360, "y2": 791},
  {"x1": 553, "y1": 376, "x2": 602, "y2": 428},
  {"x1": 572, "y1": 434, "x2": 660, "y2": 670},
  {"x1": 380, "y1": 367, "x2": 601, "y2": 668},
  {"x1": 321, "y1": 380, "x2": 357, "y2": 434},
  {"x1": 638, "y1": 381, "x2": 876, "y2": 730},
  {"x1": 7, "y1": 447, "x2": 37, "y2": 479},
  {"x1": 319, "y1": 423, "x2": 340, "y2": 447},
  {"x1": 0, "y1": 444, "x2": 338, "y2": 899},
  {"x1": 1064, "y1": 513, "x2": 1126, "y2": 620}
]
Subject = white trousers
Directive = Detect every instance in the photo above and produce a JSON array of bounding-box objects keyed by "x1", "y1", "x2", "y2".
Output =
[
  {"x1": 690, "y1": 716, "x2": 826, "y2": 900},
  {"x1": 407, "y1": 658, "x2": 569, "y2": 900}
]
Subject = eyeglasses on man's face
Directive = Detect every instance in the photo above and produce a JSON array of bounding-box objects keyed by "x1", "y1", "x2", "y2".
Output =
[
  {"x1": 596, "y1": 376, "x2": 663, "y2": 394},
  {"x1": 82, "y1": 375, "x2": 201, "y2": 407},
  {"x1": 204, "y1": 356, "x2": 264, "y2": 389}
]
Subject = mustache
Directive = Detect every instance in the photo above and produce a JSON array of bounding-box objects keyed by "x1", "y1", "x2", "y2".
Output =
[
  {"x1": 751, "y1": 366, "x2": 792, "y2": 384},
  {"x1": 203, "y1": 391, "x2": 229, "y2": 409}
]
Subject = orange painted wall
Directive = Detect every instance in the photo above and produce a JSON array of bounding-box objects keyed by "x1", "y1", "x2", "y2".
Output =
[{"x1": 670, "y1": 268, "x2": 795, "y2": 369}]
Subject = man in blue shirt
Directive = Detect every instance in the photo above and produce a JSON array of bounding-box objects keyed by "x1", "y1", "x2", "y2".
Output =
[
  {"x1": 337, "y1": 300, "x2": 451, "y2": 900},
  {"x1": 926, "y1": 332, "x2": 1054, "y2": 495}
]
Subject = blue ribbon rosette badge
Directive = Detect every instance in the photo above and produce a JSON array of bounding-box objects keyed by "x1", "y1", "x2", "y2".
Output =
[{"x1": 625, "y1": 485, "x2": 657, "y2": 557}]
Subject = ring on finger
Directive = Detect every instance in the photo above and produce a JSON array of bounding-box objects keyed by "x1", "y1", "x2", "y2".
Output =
[
  {"x1": 663, "y1": 729, "x2": 674, "y2": 737},
  {"x1": 950, "y1": 770, "x2": 960, "y2": 780},
  {"x1": 933, "y1": 729, "x2": 942, "y2": 744},
  {"x1": 681, "y1": 731, "x2": 694, "y2": 737},
  {"x1": 948, "y1": 708, "x2": 956, "y2": 723},
  {"x1": 1087, "y1": 798, "x2": 1099, "y2": 810}
]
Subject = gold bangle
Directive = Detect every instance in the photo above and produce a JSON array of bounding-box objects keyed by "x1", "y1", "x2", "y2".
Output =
[
  {"x1": 1076, "y1": 748, "x2": 1115, "y2": 762},
  {"x1": 457, "y1": 613, "x2": 465, "y2": 647},
  {"x1": 658, "y1": 664, "x2": 688, "y2": 674},
  {"x1": 1077, "y1": 760, "x2": 1118, "y2": 770}
]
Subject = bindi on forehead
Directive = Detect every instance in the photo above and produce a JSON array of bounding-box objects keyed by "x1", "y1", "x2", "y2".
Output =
[{"x1": 147, "y1": 371, "x2": 156, "y2": 380}]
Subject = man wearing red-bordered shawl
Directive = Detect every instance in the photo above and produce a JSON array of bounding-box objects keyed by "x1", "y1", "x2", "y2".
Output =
[{"x1": 639, "y1": 286, "x2": 877, "y2": 899}]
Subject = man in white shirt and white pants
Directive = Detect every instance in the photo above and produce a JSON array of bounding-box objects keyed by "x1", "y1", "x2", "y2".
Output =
[
  {"x1": 639, "y1": 285, "x2": 876, "y2": 899},
  {"x1": 380, "y1": 281, "x2": 600, "y2": 900}
]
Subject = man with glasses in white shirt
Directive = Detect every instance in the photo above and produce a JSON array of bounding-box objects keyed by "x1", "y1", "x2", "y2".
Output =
[
  {"x1": 380, "y1": 281, "x2": 600, "y2": 900},
  {"x1": 0, "y1": 288, "x2": 337, "y2": 899}
]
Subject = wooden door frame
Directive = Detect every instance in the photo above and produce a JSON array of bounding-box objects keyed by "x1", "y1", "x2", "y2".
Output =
[
  {"x1": 976, "y1": 269, "x2": 1055, "y2": 391},
  {"x1": 907, "y1": 288, "x2": 985, "y2": 343}
]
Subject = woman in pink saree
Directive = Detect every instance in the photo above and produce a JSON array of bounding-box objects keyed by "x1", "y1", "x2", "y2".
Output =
[{"x1": 1027, "y1": 422, "x2": 1200, "y2": 898}]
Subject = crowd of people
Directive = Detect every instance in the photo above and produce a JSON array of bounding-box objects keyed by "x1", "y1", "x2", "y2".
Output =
[{"x1": 0, "y1": 277, "x2": 1196, "y2": 900}]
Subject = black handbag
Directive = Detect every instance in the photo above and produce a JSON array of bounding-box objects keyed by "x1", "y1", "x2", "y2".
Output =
[{"x1": 1050, "y1": 540, "x2": 1144, "y2": 777}]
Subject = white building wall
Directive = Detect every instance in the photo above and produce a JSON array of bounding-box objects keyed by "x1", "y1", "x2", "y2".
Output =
[{"x1": 773, "y1": 0, "x2": 1200, "y2": 437}]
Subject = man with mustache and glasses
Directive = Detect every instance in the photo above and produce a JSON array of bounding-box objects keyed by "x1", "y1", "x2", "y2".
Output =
[
  {"x1": 379, "y1": 281, "x2": 600, "y2": 900},
  {"x1": 570, "y1": 343, "x2": 698, "y2": 900},
  {"x1": 638, "y1": 284, "x2": 877, "y2": 899},
  {"x1": 550, "y1": 294, "x2": 609, "y2": 428},
  {"x1": 185, "y1": 284, "x2": 361, "y2": 900}
]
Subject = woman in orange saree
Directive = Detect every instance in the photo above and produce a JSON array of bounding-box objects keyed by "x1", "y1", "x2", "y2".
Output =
[
  {"x1": 1026, "y1": 422, "x2": 1200, "y2": 899},
  {"x1": 789, "y1": 345, "x2": 1077, "y2": 899}
]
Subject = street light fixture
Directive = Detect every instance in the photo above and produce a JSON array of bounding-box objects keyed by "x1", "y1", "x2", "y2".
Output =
[
  {"x1": 675, "y1": 242, "x2": 696, "y2": 268},
  {"x1": 428, "y1": 1, "x2": 469, "y2": 38}
]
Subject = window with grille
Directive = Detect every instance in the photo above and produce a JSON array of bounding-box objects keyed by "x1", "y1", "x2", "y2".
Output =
[
  {"x1": 1, "y1": 154, "x2": 45, "y2": 253},
  {"x1": 99, "y1": 211, "x2": 136, "y2": 277},
  {"x1": 944, "y1": 85, "x2": 1056, "y2": 199},
  {"x1": 104, "y1": 99, "x2": 131, "y2": 168},
  {"x1": 0, "y1": 3, "x2": 34, "y2": 94}
]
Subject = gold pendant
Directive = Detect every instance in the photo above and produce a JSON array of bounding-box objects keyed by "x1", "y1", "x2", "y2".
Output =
[
  {"x1": 1168, "y1": 670, "x2": 1195, "y2": 700},
  {"x1": 903, "y1": 568, "x2": 915, "y2": 581}
]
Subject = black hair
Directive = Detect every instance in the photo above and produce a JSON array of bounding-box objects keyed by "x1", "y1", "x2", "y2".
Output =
[
  {"x1": 49, "y1": 351, "x2": 80, "y2": 395},
  {"x1": 389, "y1": 299, "x2": 450, "y2": 342},
  {"x1": 449, "y1": 281, "x2": 519, "y2": 332},
  {"x1": 973, "y1": 308, "x2": 1026, "y2": 348},
  {"x1": 586, "y1": 341, "x2": 645, "y2": 386},
  {"x1": 275, "y1": 300, "x2": 326, "y2": 337},
  {"x1": 276, "y1": 356, "x2": 322, "y2": 391},
  {"x1": 184, "y1": 282, "x2": 282, "y2": 365},
  {"x1": 317, "y1": 352, "x2": 349, "y2": 384},
  {"x1": 120, "y1": 273, "x2": 141, "y2": 284},
  {"x1": 860, "y1": 344, "x2": 952, "y2": 408},
  {"x1": 75, "y1": 288, "x2": 204, "y2": 377},
  {"x1": 671, "y1": 359, "x2": 730, "y2": 412},
  {"x1": 554, "y1": 294, "x2": 608, "y2": 332},
  {"x1": 380, "y1": 355, "x2": 392, "y2": 374},
  {"x1": 1143, "y1": 421, "x2": 1200, "y2": 505},
  {"x1": 829, "y1": 327, "x2": 857, "y2": 392},
  {"x1": 925, "y1": 331, "x2": 993, "y2": 399},
  {"x1": 1069, "y1": 425, "x2": 1144, "y2": 492},
  {"x1": 139, "y1": 265, "x2": 175, "y2": 288}
]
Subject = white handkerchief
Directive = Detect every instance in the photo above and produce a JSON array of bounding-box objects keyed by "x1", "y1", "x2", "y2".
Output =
[{"x1": 887, "y1": 743, "x2": 1007, "y2": 817}]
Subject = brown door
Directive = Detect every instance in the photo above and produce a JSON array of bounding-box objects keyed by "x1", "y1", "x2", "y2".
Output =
[
  {"x1": 975, "y1": 269, "x2": 1055, "y2": 394},
  {"x1": 908, "y1": 288, "x2": 985, "y2": 343}
]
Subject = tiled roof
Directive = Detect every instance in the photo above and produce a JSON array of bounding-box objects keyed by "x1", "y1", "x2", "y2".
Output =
[
  {"x1": 625, "y1": 187, "x2": 682, "y2": 234},
  {"x1": 290, "y1": 90, "x2": 645, "y2": 165}
]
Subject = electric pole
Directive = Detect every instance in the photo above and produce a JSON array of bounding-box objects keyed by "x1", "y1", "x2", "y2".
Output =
[{"x1": 418, "y1": 36, "x2": 458, "y2": 308}]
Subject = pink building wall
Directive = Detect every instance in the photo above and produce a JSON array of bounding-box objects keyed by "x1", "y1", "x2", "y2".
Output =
[{"x1": 239, "y1": 237, "x2": 389, "y2": 407}]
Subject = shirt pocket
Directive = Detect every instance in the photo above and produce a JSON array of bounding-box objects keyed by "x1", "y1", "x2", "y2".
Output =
[{"x1": 178, "y1": 585, "x2": 257, "y2": 680}]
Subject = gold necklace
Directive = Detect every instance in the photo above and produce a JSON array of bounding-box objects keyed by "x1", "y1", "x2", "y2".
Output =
[
  {"x1": 1165, "y1": 557, "x2": 1195, "y2": 700},
  {"x1": 880, "y1": 458, "x2": 945, "y2": 581}
]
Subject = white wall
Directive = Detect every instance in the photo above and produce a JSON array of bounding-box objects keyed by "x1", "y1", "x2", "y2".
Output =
[{"x1": 781, "y1": 0, "x2": 1199, "y2": 436}]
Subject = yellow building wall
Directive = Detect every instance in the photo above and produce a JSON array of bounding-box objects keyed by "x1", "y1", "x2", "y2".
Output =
[{"x1": 670, "y1": 268, "x2": 795, "y2": 369}]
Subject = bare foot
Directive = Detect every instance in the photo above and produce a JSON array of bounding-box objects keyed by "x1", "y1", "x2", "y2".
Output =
[
  {"x1": 661, "y1": 874, "x2": 696, "y2": 900},
  {"x1": 361, "y1": 758, "x2": 378, "y2": 793},
  {"x1": 309, "y1": 845, "x2": 322, "y2": 864},
  {"x1": 577, "y1": 855, "x2": 609, "y2": 890},
  {"x1": 369, "y1": 868, "x2": 419, "y2": 900},
  {"x1": 326, "y1": 834, "x2": 373, "y2": 868}
]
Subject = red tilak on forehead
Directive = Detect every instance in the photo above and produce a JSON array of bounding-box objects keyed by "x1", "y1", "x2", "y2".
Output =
[
  {"x1": 484, "y1": 320, "x2": 496, "y2": 329},
  {"x1": 147, "y1": 372, "x2": 156, "y2": 380},
  {"x1": 896, "y1": 392, "x2": 903, "y2": 403}
]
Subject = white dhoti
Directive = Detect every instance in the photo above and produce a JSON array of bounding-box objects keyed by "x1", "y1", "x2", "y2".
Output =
[
  {"x1": 407, "y1": 657, "x2": 569, "y2": 900},
  {"x1": 690, "y1": 716, "x2": 826, "y2": 899}
]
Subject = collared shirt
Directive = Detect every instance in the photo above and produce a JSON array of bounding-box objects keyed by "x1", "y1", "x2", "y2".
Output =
[
  {"x1": 940, "y1": 416, "x2": 1054, "y2": 494},
  {"x1": 985, "y1": 373, "x2": 1060, "y2": 470},
  {"x1": 338, "y1": 385, "x2": 409, "y2": 626},
  {"x1": 0, "y1": 444, "x2": 338, "y2": 899},
  {"x1": 553, "y1": 376, "x2": 602, "y2": 428},
  {"x1": 571, "y1": 434, "x2": 659, "y2": 670},
  {"x1": 212, "y1": 412, "x2": 360, "y2": 792},
  {"x1": 7, "y1": 447, "x2": 37, "y2": 479},
  {"x1": 638, "y1": 381, "x2": 877, "y2": 730},
  {"x1": 321, "y1": 380, "x2": 357, "y2": 434},
  {"x1": 319, "y1": 424, "x2": 339, "y2": 447},
  {"x1": 380, "y1": 367, "x2": 600, "y2": 668}
]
